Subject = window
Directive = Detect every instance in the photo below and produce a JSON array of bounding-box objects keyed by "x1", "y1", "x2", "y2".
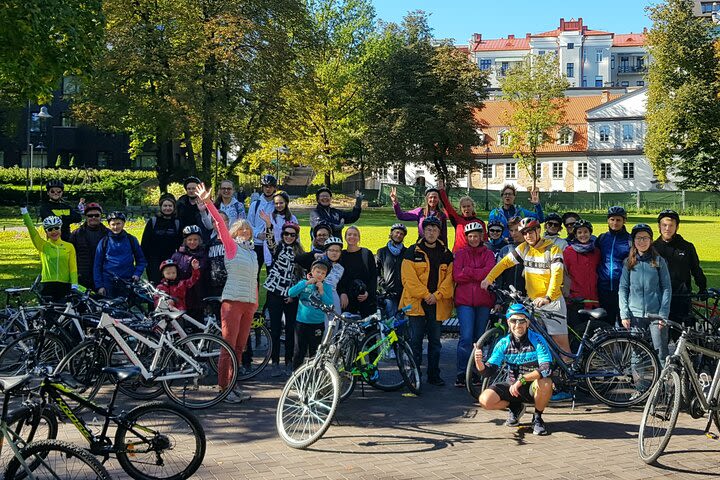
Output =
[
  {"x1": 535, "y1": 163, "x2": 542, "y2": 179},
  {"x1": 482, "y1": 163, "x2": 493, "y2": 178},
  {"x1": 392, "y1": 166, "x2": 399, "y2": 182},
  {"x1": 134, "y1": 154, "x2": 157, "y2": 169},
  {"x1": 566, "y1": 63, "x2": 574, "y2": 78},
  {"x1": 479, "y1": 59, "x2": 492, "y2": 70},
  {"x1": 599, "y1": 125, "x2": 611, "y2": 142},
  {"x1": 622, "y1": 124, "x2": 634, "y2": 142},
  {"x1": 505, "y1": 163, "x2": 516, "y2": 179},
  {"x1": 577, "y1": 162, "x2": 588, "y2": 178},
  {"x1": 567, "y1": 42, "x2": 574, "y2": 49},
  {"x1": 97, "y1": 152, "x2": 112, "y2": 168},
  {"x1": 538, "y1": 50, "x2": 546, "y2": 56},
  {"x1": 558, "y1": 128, "x2": 573, "y2": 145},
  {"x1": 636, "y1": 80, "x2": 645, "y2": 86},
  {"x1": 552, "y1": 162, "x2": 564, "y2": 179},
  {"x1": 620, "y1": 81, "x2": 629, "y2": 87},
  {"x1": 596, "y1": 50, "x2": 603, "y2": 62},
  {"x1": 600, "y1": 163, "x2": 612, "y2": 179},
  {"x1": 611, "y1": 55, "x2": 615, "y2": 70},
  {"x1": 498, "y1": 129, "x2": 510, "y2": 146},
  {"x1": 582, "y1": 76, "x2": 587, "y2": 87},
  {"x1": 702, "y1": 2, "x2": 720, "y2": 12},
  {"x1": 500, "y1": 62, "x2": 509, "y2": 76},
  {"x1": 595, "y1": 76, "x2": 603, "y2": 87},
  {"x1": 377, "y1": 167, "x2": 388, "y2": 180},
  {"x1": 60, "y1": 113, "x2": 76, "y2": 128},
  {"x1": 623, "y1": 162, "x2": 635, "y2": 179}
]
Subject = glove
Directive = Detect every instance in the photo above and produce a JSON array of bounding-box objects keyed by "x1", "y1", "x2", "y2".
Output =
[
  {"x1": 20, "y1": 207, "x2": 28, "y2": 215},
  {"x1": 71, "y1": 284, "x2": 86, "y2": 293}
]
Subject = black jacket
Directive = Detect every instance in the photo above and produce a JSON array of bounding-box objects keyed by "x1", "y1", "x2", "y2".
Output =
[
  {"x1": 140, "y1": 216, "x2": 183, "y2": 284},
  {"x1": 309, "y1": 198, "x2": 362, "y2": 238},
  {"x1": 376, "y1": 244, "x2": 406, "y2": 299},
  {"x1": 68, "y1": 223, "x2": 109, "y2": 289},
  {"x1": 39, "y1": 200, "x2": 82, "y2": 241},
  {"x1": 653, "y1": 234, "x2": 707, "y2": 295},
  {"x1": 176, "y1": 195, "x2": 212, "y2": 242}
]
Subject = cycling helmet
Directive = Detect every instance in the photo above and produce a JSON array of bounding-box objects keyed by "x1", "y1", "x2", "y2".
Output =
[
  {"x1": 487, "y1": 220, "x2": 503, "y2": 229},
  {"x1": 544, "y1": 213, "x2": 562, "y2": 224},
  {"x1": 518, "y1": 217, "x2": 541, "y2": 234},
  {"x1": 313, "y1": 222, "x2": 332, "y2": 237},
  {"x1": 323, "y1": 237, "x2": 344, "y2": 249},
  {"x1": 281, "y1": 222, "x2": 300, "y2": 234},
  {"x1": 425, "y1": 186, "x2": 440, "y2": 196},
  {"x1": 84, "y1": 202, "x2": 102, "y2": 215},
  {"x1": 390, "y1": 223, "x2": 407, "y2": 234},
  {"x1": 631, "y1": 223, "x2": 653, "y2": 239},
  {"x1": 315, "y1": 186, "x2": 332, "y2": 199},
  {"x1": 351, "y1": 279, "x2": 367, "y2": 297},
  {"x1": 42, "y1": 216, "x2": 63, "y2": 230},
  {"x1": 657, "y1": 209, "x2": 680, "y2": 225},
  {"x1": 159, "y1": 259, "x2": 178, "y2": 273},
  {"x1": 261, "y1": 174, "x2": 278, "y2": 186},
  {"x1": 106, "y1": 211, "x2": 126, "y2": 222},
  {"x1": 183, "y1": 176, "x2": 201, "y2": 188},
  {"x1": 464, "y1": 222, "x2": 485, "y2": 235},
  {"x1": 45, "y1": 179, "x2": 65, "y2": 191},
  {"x1": 421, "y1": 215, "x2": 442, "y2": 229},
  {"x1": 183, "y1": 225, "x2": 202, "y2": 238},
  {"x1": 572, "y1": 219, "x2": 593, "y2": 234},
  {"x1": 607, "y1": 206, "x2": 627, "y2": 219},
  {"x1": 506, "y1": 303, "x2": 531, "y2": 320},
  {"x1": 311, "y1": 258, "x2": 333, "y2": 272}
]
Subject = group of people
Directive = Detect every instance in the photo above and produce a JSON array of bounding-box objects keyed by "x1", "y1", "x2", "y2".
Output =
[{"x1": 21, "y1": 177, "x2": 707, "y2": 422}]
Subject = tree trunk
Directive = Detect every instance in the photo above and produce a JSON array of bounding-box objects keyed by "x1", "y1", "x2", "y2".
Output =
[
  {"x1": 398, "y1": 159, "x2": 406, "y2": 185},
  {"x1": 201, "y1": 127, "x2": 213, "y2": 181},
  {"x1": 324, "y1": 171, "x2": 331, "y2": 186},
  {"x1": 155, "y1": 137, "x2": 172, "y2": 193}
]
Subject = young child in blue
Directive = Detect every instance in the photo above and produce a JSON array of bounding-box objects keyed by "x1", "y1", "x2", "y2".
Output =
[{"x1": 288, "y1": 258, "x2": 335, "y2": 370}]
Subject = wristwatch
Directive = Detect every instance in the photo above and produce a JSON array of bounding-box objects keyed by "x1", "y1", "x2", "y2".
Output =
[{"x1": 519, "y1": 375, "x2": 527, "y2": 386}]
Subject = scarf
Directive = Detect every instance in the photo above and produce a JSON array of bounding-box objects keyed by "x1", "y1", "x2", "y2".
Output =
[
  {"x1": 487, "y1": 237, "x2": 506, "y2": 251},
  {"x1": 387, "y1": 241, "x2": 403, "y2": 256},
  {"x1": 569, "y1": 236, "x2": 596, "y2": 254}
]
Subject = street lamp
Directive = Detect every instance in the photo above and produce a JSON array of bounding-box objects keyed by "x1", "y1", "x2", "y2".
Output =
[
  {"x1": 36, "y1": 106, "x2": 52, "y2": 200},
  {"x1": 275, "y1": 145, "x2": 289, "y2": 183},
  {"x1": 484, "y1": 145, "x2": 491, "y2": 211}
]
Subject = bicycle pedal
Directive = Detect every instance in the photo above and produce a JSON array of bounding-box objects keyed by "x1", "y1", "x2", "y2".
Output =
[
  {"x1": 402, "y1": 393, "x2": 417, "y2": 398},
  {"x1": 706, "y1": 432, "x2": 719, "y2": 440}
]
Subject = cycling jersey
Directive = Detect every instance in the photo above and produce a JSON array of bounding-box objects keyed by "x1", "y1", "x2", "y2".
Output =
[
  {"x1": 22, "y1": 212, "x2": 78, "y2": 285},
  {"x1": 483, "y1": 330, "x2": 553, "y2": 383}
]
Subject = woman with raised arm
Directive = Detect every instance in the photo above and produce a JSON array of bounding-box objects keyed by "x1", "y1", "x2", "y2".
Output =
[
  {"x1": 196, "y1": 182, "x2": 257, "y2": 404},
  {"x1": 390, "y1": 185, "x2": 448, "y2": 245},
  {"x1": 437, "y1": 180, "x2": 486, "y2": 252}
]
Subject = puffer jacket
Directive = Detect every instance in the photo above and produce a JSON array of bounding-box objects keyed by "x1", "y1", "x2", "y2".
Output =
[
  {"x1": 69, "y1": 223, "x2": 108, "y2": 289},
  {"x1": 400, "y1": 240, "x2": 454, "y2": 321},
  {"x1": 619, "y1": 253, "x2": 672, "y2": 321},
  {"x1": 596, "y1": 227, "x2": 631, "y2": 292},
  {"x1": 156, "y1": 268, "x2": 201, "y2": 311},
  {"x1": 453, "y1": 244, "x2": 495, "y2": 307}
]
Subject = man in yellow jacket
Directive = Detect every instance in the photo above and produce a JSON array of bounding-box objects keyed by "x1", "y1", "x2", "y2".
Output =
[
  {"x1": 400, "y1": 216, "x2": 454, "y2": 386},
  {"x1": 481, "y1": 217, "x2": 572, "y2": 364}
]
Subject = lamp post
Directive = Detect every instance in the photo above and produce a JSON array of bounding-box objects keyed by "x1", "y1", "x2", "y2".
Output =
[
  {"x1": 484, "y1": 145, "x2": 491, "y2": 211},
  {"x1": 275, "y1": 145, "x2": 289, "y2": 183},
  {"x1": 36, "y1": 106, "x2": 52, "y2": 200}
]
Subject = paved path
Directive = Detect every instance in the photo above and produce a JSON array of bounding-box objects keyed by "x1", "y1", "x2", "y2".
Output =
[{"x1": 51, "y1": 339, "x2": 720, "y2": 478}]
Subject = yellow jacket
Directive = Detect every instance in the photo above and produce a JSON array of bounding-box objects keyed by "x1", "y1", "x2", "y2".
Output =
[
  {"x1": 485, "y1": 239, "x2": 563, "y2": 301},
  {"x1": 400, "y1": 240, "x2": 455, "y2": 321}
]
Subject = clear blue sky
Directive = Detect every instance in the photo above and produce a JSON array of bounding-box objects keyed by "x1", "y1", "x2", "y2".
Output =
[{"x1": 371, "y1": 0, "x2": 655, "y2": 44}]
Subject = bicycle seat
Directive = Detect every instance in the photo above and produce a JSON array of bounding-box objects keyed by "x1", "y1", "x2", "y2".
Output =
[
  {"x1": 341, "y1": 312, "x2": 362, "y2": 323},
  {"x1": 0, "y1": 374, "x2": 32, "y2": 393},
  {"x1": 101, "y1": 366, "x2": 142, "y2": 383},
  {"x1": 4, "y1": 287, "x2": 30, "y2": 296},
  {"x1": 578, "y1": 308, "x2": 607, "y2": 320}
]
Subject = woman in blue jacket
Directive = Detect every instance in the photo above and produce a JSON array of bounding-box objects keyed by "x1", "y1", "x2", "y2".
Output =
[{"x1": 619, "y1": 224, "x2": 672, "y2": 364}]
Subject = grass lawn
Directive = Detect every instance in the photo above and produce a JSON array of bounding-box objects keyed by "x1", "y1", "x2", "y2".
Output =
[{"x1": 2, "y1": 208, "x2": 719, "y2": 305}]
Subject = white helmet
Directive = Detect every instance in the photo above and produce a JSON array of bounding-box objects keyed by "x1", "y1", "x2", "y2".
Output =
[
  {"x1": 324, "y1": 237, "x2": 343, "y2": 249},
  {"x1": 464, "y1": 222, "x2": 484, "y2": 235},
  {"x1": 42, "y1": 216, "x2": 63, "y2": 230}
]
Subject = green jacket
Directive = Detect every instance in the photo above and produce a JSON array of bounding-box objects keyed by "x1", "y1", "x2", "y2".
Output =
[{"x1": 23, "y1": 213, "x2": 78, "y2": 285}]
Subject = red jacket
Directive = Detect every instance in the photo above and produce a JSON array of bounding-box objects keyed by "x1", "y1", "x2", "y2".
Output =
[
  {"x1": 564, "y1": 245, "x2": 601, "y2": 308},
  {"x1": 440, "y1": 189, "x2": 487, "y2": 253},
  {"x1": 453, "y1": 244, "x2": 496, "y2": 307},
  {"x1": 156, "y1": 268, "x2": 201, "y2": 311}
]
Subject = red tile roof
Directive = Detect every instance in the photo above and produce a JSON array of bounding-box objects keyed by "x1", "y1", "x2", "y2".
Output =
[
  {"x1": 613, "y1": 33, "x2": 646, "y2": 47},
  {"x1": 472, "y1": 37, "x2": 530, "y2": 52}
]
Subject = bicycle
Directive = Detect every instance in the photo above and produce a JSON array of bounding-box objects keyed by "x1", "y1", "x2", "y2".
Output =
[
  {"x1": 0, "y1": 373, "x2": 111, "y2": 479},
  {"x1": 638, "y1": 317, "x2": 720, "y2": 464},
  {"x1": 465, "y1": 286, "x2": 661, "y2": 408}
]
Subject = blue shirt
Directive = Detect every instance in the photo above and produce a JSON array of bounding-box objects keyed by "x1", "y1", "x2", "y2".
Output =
[{"x1": 288, "y1": 279, "x2": 334, "y2": 324}]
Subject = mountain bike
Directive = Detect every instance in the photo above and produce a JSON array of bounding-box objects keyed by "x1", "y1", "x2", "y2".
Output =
[{"x1": 638, "y1": 317, "x2": 720, "y2": 464}]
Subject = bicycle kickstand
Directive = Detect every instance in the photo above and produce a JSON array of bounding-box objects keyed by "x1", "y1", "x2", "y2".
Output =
[{"x1": 703, "y1": 411, "x2": 720, "y2": 440}]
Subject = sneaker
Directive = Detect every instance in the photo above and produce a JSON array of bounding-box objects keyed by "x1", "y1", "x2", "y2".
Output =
[
  {"x1": 505, "y1": 403, "x2": 525, "y2": 427},
  {"x1": 222, "y1": 390, "x2": 247, "y2": 404},
  {"x1": 454, "y1": 375, "x2": 466, "y2": 388},
  {"x1": 270, "y1": 364, "x2": 283, "y2": 378},
  {"x1": 427, "y1": 377, "x2": 445, "y2": 387},
  {"x1": 532, "y1": 414, "x2": 548, "y2": 435},
  {"x1": 232, "y1": 388, "x2": 251, "y2": 402},
  {"x1": 551, "y1": 391, "x2": 573, "y2": 402},
  {"x1": 285, "y1": 365, "x2": 293, "y2": 376}
]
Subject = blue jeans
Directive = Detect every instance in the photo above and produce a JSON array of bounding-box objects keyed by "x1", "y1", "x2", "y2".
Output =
[
  {"x1": 456, "y1": 305, "x2": 490, "y2": 376},
  {"x1": 383, "y1": 297, "x2": 400, "y2": 320},
  {"x1": 633, "y1": 316, "x2": 670, "y2": 366},
  {"x1": 409, "y1": 304, "x2": 442, "y2": 380}
]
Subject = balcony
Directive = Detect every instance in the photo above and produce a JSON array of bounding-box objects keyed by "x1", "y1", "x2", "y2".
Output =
[{"x1": 617, "y1": 65, "x2": 647, "y2": 74}]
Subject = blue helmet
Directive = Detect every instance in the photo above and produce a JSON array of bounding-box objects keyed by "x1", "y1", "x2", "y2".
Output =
[{"x1": 505, "y1": 303, "x2": 530, "y2": 320}]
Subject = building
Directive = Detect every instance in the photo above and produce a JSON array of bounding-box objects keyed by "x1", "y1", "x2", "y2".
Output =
[
  {"x1": 466, "y1": 18, "x2": 648, "y2": 89},
  {"x1": 692, "y1": 0, "x2": 720, "y2": 18}
]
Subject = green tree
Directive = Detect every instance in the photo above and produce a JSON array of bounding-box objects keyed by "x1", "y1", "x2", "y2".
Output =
[
  {"x1": 645, "y1": 0, "x2": 720, "y2": 189},
  {"x1": 500, "y1": 54, "x2": 569, "y2": 191}
]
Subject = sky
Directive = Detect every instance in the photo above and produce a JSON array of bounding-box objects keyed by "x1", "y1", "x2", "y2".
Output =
[{"x1": 370, "y1": 0, "x2": 656, "y2": 44}]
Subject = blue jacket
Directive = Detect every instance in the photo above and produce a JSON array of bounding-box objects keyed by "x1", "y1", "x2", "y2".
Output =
[
  {"x1": 488, "y1": 203, "x2": 544, "y2": 240},
  {"x1": 619, "y1": 253, "x2": 672, "y2": 321},
  {"x1": 288, "y1": 279, "x2": 334, "y2": 325},
  {"x1": 595, "y1": 227, "x2": 631, "y2": 292},
  {"x1": 93, "y1": 231, "x2": 147, "y2": 292}
]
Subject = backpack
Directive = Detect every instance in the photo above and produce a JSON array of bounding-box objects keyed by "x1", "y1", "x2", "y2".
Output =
[
  {"x1": 150, "y1": 216, "x2": 180, "y2": 232},
  {"x1": 99, "y1": 234, "x2": 142, "y2": 262}
]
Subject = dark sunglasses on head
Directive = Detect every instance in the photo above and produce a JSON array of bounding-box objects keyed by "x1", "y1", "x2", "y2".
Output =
[
  {"x1": 283, "y1": 232, "x2": 297, "y2": 238},
  {"x1": 45, "y1": 226, "x2": 60, "y2": 232},
  {"x1": 86, "y1": 214, "x2": 101, "y2": 218}
]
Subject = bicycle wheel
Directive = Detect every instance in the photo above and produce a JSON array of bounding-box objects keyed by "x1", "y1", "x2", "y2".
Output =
[
  {"x1": 466, "y1": 327, "x2": 507, "y2": 401},
  {"x1": 335, "y1": 337, "x2": 357, "y2": 402},
  {"x1": 396, "y1": 340, "x2": 421, "y2": 395},
  {"x1": 0, "y1": 331, "x2": 66, "y2": 376},
  {"x1": 276, "y1": 360, "x2": 339, "y2": 449},
  {"x1": 361, "y1": 332, "x2": 404, "y2": 391},
  {"x1": 638, "y1": 368, "x2": 681, "y2": 464},
  {"x1": 161, "y1": 333, "x2": 237, "y2": 409},
  {"x1": 5, "y1": 439, "x2": 111, "y2": 479},
  {"x1": 115, "y1": 401, "x2": 206, "y2": 480},
  {"x1": 237, "y1": 324, "x2": 271, "y2": 381},
  {"x1": 53, "y1": 340, "x2": 110, "y2": 410},
  {"x1": 583, "y1": 335, "x2": 660, "y2": 407},
  {"x1": 1, "y1": 405, "x2": 58, "y2": 471}
]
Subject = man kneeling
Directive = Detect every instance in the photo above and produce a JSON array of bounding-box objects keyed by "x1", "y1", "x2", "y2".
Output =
[{"x1": 475, "y1": 304, "x2": 553, "y2": 435}]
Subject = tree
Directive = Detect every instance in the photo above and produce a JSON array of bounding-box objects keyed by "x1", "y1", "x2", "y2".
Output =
[
  {"x1": 645, "y1": 0, "x2": 720, "y2": 190},
  {"x1": 0, "y1": 0, "x2": 104, "y2": 104},
  {"x1": 500, "y1": 54, "x2": 569, "y2": 191}
]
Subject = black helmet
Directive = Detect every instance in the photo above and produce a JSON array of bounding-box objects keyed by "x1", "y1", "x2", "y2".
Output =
[
  {"x1": 657, "y1": 209, "x2": 680, "y2": 225},
  {"x1": 315, "y1": 186, "x2": 332, "y2": 199},
  {"x1": 390, "y1": 223, "x2": 407, "y2": 234},
  {"x1": 261, "y1": 174, "x2": 277, "y2": 186},
  {"x1": 183, "y1": 176, "x2": 201, "y2": 188},
  {"x1": 607, "y1": 206, "x2": 627, "y2": 219},
  {"x1": 544, "y1": 213, "x2": 562, "y2": 224},
  {"x1": 312, "y1": 222, "x2": 332, "y2": 237},
  {"x1": 572, "y1": 219, "x2": 593, "y2": 233},
  {"x1": 183, "y1": 225, "x2": 202, "y2": 238},
  {"x1": 311, "y1": 257, "x2": 332, "y2": 272},
  {"x1": 106, "y1": 211, "x2": 126, "y2": 222},
  {"x1": 421, "y1": 215, "x2": 442, "y2": 229},
  {"x1": 631, "y1": 223, "x2": 653, "y2": 239},
  {"x1": 45, "y1": 179, "x2": 64, "y2": 191}
]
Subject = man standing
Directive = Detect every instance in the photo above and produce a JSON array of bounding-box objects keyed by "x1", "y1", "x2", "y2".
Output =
[
  {"x1": 595, "y1": 206, "x2": 631, "y2": 326},
  {"x1": 69, "y1": 203, "x2": 109, "y2": 290},
  {"x1": 247, "y1": 174, "x2": 278, "y2": 273},
  {"x1": 40, "y1": 180, "x2": 82, "y2": 241},
  {"x1": 176, "y1": 176, "x2": 212, "y2": 242},
  {"x1": 93, "y1": 212, "x2": 146, "y2": 297},
  {"x1": 376, "y1": 223, "x2": 408, "y2": 318},
  {"x1": 401, "y1": 216, "x2": 454, "y2": 386},
  {"x1": 309, "y1": 186, "x2": 363, "y2": 238},
  {"x1": 488, "y1": 184, "x2": 544, "y2": 240},
  {"x1": 653, "y1": 209, "x2": 707, "y2": 327}
]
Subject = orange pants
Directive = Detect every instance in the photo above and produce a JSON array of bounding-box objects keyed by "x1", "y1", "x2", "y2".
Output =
[{"x1": 218, "y1": 299, "x2": 257, "y2": 389}]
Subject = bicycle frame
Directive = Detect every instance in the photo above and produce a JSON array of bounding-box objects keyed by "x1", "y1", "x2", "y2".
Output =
[{"x1": 670, "y1": 333, "x2": 720, "y2": 414}]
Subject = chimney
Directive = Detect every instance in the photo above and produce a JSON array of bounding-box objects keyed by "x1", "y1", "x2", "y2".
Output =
[
  {"x1": 526, "y1": 33, "x2": 531, "y2": 38},
  {"x1": 601, "y1": 90, "x2": 611, "y2": 103},
  {"x1": 643, "y1": 27, "x2": 648, "y2": 34},
  {"x1": 560, "y1": 18, "x2": 565, "y2": 30},
  {"x1": 472, "y1": 33, "x2": 482, "y2": 45},
  {"x1": 508, "y1": 34, "x2": 515, "y2": 40}
]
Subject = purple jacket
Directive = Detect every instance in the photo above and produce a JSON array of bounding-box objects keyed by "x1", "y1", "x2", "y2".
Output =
[
  {"x1": 393, "y1": 203, "x2": 448, "y2": 245},
  {"x1": 170, "y1": 246, "x2": 209, "y2": 311},
  {"x1": 453, "y1": 244, "x2": 496, "y2": 307}
]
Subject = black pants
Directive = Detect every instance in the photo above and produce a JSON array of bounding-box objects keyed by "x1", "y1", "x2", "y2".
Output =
[
  {"x1": 345, "y1": 298, "x2": 377, "y2": 318},
  {"x1": 292, "y1": 322, "x2": 325, "y2": 370},
  {"x1": 598, "y1": 289, "x2": 620, "y2": 326},
  {"x1": 41, "y1": 282, "x2": 71, "y2": 302},
  {"x1": 254, "y1": 245, "x2": 265, "y2": 282},
  {"x1": 267, "y1": 291, "x2": 298, "y2": 366}
]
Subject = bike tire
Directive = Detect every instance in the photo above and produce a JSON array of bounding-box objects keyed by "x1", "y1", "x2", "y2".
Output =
[
  {"x1": 1, "y1": 405, "x2": 59, "y2": 471},
  {"x1": 395, "y1": 340, "x2": 421, "y2": 395},
  {"x1": 0, "y1": 331, "x2": 67, "y2": 376},
  {"x1": 53, "y1": 340, "x2": 110, "y2": 411},
  {"x1": 638, "y1": 368, "x2": 681, "y2": 464},
  {"x1": 5, "y1": 439, "x2": 112, "y2": 479},
  {"x1": 115, "y1": 401, "x2": 206, "y2": 480},
  {"x1": 161, "y1": 333, "x2": 237, "y2": 409},
  {"x1": 583, "y1": 334, "x2": 660, "y2": 408},
  {"x1": 465, "y1": 327, "x2": 506, "y2": 401},
  {"x1": 237, "y1": 324, "x2": 271, "y2": 381},
  {"x1": 276, "y1": 360, "x2": 339, "y2": 449},
  {"x1": 361, "y1": 332, "x2": 404, "y2": 391},
  {"x1": 336, "y1": 337, "x2": 357, "y2": 402}
]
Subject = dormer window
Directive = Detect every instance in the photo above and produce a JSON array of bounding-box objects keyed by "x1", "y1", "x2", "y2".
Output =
[
  {"x1": 557, "y1": 127, "x2": 574, "y2": 145},
  {"x1": 498, "y1": 129, "x2": 510, "y2": 146}
]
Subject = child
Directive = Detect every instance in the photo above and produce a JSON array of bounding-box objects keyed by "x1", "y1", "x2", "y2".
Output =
[
  {"x1": 321, "y1": 237, "x2": 345, "y2": 315},
  {"x1": 288, "y1": 259, "x2": 334, "y2": 370},
  {"x1": 94, "y1": 211, "x2": 146, "y2": 298},
  {"x1": 155, "y1": 258, "x2": 201, "y2": 310},
  {"x1": 171, "y1": 225, "x2": 209, "y2": 321}
]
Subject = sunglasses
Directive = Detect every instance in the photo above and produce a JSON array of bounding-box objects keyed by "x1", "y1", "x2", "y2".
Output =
[
  {"x1": 45, "y1": 226, "x2": 60, "y2": 232},
  {"x1": 565, "y1": 222, "x2": 576, "y2": 228},
  {"x1": 508, "y1": 318, "x2": 528, "y2": 325},
  {"x1": 546, "y1": 222, "x2": 561, "y2": 227},
  {"x1": 86, "y1": 214, "x2": 101, "y2": 218},
  {"x1": 220, "y1": 187, "x2": 233, "y2": 191},
  {"x1": 489, "y1": 229, "x2": 503, "y2": 234},
  {"x1": 282, "y1": 232, "x2": 297, "y2": 238}
]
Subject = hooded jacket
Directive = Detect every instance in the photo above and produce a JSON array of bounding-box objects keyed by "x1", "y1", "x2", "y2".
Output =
[
  {"x1": 453, "y1": 244, "x2": 496, "y2": 307},
  {"x1": 156, "y1": 268, "x2": 201, "y2": 311},
  {"x1": 93, "y1": 230, "x2": 146, "y2": 292},
  {"x1": 619, "y1": 253, "x2": 672, "y2": 320},
  {"x1": 596, "y1": 227, "x2": 632, "y2": 292},
  {"x1": 564, "y1": 241, "x2": 601, "y2": 307}
]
